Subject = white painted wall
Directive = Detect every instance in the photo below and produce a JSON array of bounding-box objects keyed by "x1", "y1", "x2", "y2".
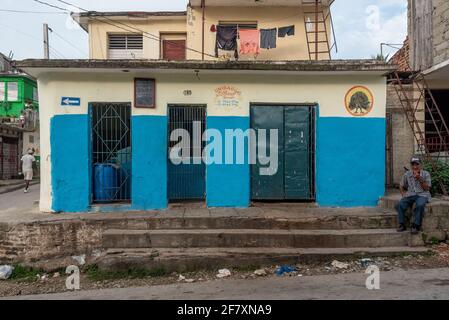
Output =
[{"x1": 37, "y1": 70, "x2": 387, "y2": 212}]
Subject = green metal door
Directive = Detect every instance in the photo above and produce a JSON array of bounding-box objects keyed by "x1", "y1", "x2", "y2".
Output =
[
  {"x1": 251, "y1": 105, "x2": 314, "y2": 201},
  {"x1": 284, "y1": 107, "x2": 310, "y2": 199},
  {"x1": 251, "y1": 106, "x2": 284, "y2": 200}
]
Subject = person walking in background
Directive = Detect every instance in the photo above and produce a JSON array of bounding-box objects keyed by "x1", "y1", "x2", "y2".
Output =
[
  {"x1": 21, "y1": 148, "x2": 36, "y2": 193},
  {"x1": 396, "y1": 157, "x2": 432, "y2": 235}
]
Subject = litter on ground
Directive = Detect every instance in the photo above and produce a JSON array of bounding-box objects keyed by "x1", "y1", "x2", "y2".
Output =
[
  {"x1": 275, "y1": 265, "x2": 297, "y2": 276},
  {"x1": 331, "y1": 260, "x2": 349, "y2": 269},
  {"x1": 0, "y1": 265, "x2": 14, "y2": 280},
  {"x1": 216, "y1": 269, "x2": 232, "y2": 278}
]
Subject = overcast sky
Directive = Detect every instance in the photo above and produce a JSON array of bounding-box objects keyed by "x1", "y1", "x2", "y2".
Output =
[{"x1": 0, "y1": 0, "x2": 407, "y2": 60}]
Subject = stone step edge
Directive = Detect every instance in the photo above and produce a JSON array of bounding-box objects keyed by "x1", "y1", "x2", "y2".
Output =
[
  {"x1": 103, "y1": 228, "x2": 403, "y2": 236},
  {"x1": 96, "y1": 247, "x2": 430, "y2": 272}
]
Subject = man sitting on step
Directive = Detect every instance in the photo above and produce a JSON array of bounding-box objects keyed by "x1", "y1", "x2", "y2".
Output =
[{"x1": 396, "y1": 157, "x2": 432, "y2": 235}]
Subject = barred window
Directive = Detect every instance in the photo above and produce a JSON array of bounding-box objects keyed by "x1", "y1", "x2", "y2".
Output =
[{"x1": 108, "y1": 34, "x2": 144, "y2": 59}]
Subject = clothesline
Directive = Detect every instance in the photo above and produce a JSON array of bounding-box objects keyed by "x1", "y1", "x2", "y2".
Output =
[
  {"x1": 215, "y1": 25, "x2": 296, "y2": 58},
  {"x1": 198, "y1": 10, "x2": 315, "y2": 26}
]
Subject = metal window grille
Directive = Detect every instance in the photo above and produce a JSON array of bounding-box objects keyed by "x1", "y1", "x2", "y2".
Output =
[
  {"x1": 168, "y1": 105, "x2": 206, "y2": 201},
  {"x1": 218, "y1": 21, "x2": 258, "y2": 31},
  {"x1": 108, "y1": 34, "x2": 143, "y2": 59},
  {"x1": 108, "y1": 34, "x2": 143, "y2": 50},
  {"x1": 91, "y1": 103, "x2": 131, "y2": 204}
]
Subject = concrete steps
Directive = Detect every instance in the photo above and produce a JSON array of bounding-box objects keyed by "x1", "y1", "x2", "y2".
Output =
[
  {"x1": 103, "y1": 228, "x2": 423, "y2": 249},
  {"x1": 97, "y1": 212, "x2": 427, "y2": 272},
  {"x1": 114, "y1": 214, "x2": 398, "y2": 231},
  {"x1": 96, "y1": 247, "x2": 431, "y2": 272}
]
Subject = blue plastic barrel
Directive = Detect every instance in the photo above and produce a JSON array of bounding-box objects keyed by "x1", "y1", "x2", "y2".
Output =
[
  {"x1": 119, "y1": 162, "x2": 131, "y2": 200},
  {"x1": 93, "y1": 164, "x2": 118, "y2": 202}
]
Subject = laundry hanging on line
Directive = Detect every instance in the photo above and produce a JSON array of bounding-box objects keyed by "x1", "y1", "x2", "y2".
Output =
[
  {"x1": 239, "y1": 29, "x2": 260, "y2": 55},
  {"x1": 260, "y1": 28, "x2": 277, "y2": 49},
  {"x1": 215, "y1": 25, "x2": 238, "y2": 57},
  {"x1": 278, "y1": 25, "x2": 295, "y2": 37}
]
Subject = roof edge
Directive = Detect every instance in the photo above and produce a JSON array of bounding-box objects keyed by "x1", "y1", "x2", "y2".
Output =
[
  {"x1": 15, "y1": 59, "x2": 397, "y2": 75},
  {"x1": 71, "y1": 11, "x2": 187, "y2": 20},
  {"x1": 71, "y1": 11, "x2": 187, "y2": 32}
]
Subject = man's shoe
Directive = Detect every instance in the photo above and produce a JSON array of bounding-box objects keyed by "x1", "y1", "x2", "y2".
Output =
[
  {"x1": 397, "y1": 224, "x2": 407, "y2": 232},
  {"x1": 411, "y1": 225, "x2": 421, "y2": 235},
  {"x1": 24, "y1": 189, "x2": 28, "y2": 193}
]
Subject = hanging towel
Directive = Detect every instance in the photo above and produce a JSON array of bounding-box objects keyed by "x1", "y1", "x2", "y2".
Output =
[
  {"x1": 215, "y1": 25, "x2": 238, "y2": 57},
  {"x1": 260, "y1": 28, "x2": 277, "y2": 49},
  {"x1": 239, "y1": 29, "x2": 260, "y2": 55},
  {"x1": 278, "y1": 25, "x2": 295, "y2": 37}
]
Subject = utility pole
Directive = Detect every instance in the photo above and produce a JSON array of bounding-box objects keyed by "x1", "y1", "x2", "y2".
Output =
[{"x1": 43, "y1": 23, "x2": 50, "y2": 59}]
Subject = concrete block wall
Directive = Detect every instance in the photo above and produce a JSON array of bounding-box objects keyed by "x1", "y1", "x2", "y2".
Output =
[
  {"x1": 380, "y1": 197, "x2": 449, "y2": 243},
  {"x1": 386, "y1": 83, "x2": 420, "y2": 186},
  {"x1": 409, "y1": 0, "x2": 449, "y2": 69},
  {"x1": 432, "y1": 0, "x2": 449, "y2": 66}
]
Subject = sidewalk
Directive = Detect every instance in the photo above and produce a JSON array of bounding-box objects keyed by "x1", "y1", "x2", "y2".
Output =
[
  {"x1": 5, "y1": 267, "x2": 449, "y2": 300},
  {"x1": 0, "y1": 179, "x2": 39, "y2": 195}
]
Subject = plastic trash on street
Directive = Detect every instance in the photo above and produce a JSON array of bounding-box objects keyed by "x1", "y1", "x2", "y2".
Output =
[
  {"x1": 0, "y1": 265, "x2": 14, "y2": 280},
  {"x1": 275, "y1": 265, "x2": 297, "y2": 276},
  {"x1": 216, "y1": 268, "x2": 232, "y2": 278}
]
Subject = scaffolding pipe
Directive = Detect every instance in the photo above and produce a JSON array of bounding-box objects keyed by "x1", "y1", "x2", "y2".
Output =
[
  {"x1": 315, "y1": 0, "x2": 319, "y2": 60},
  {"x1": 201, "y1": 0, "x2": 205, "y2": 60}
]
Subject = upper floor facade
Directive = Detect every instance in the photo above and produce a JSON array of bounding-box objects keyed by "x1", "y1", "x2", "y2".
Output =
[
  {"x1": 73, "y1": 0, "x2": 336, "y2": 62},
  {"x1": 408, "y1": 0, "x2": 449, "y2": 71},
  {"x1": 0, "y1": 74, "x2": 39, "y2": 119}
]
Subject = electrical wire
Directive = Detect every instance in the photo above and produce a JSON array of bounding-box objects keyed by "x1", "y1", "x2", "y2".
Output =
[
  {"x1": 33, "y1": 0, "x2": 69, "y2": 12},
  {"x1": 49, "y1": 46, "x2": 67, "y2": 59},
  {"x1": 0, "y1": 9, "x2": 66, "y2": 14},
  {"x1": 0, "y1": 22, "x2": 66, "y2": 59},
  {"x1": 33, "y1": 0, "x2": 217, "y2": 58},
  {"x1": 33, "y1": 0, "x2": 336, "y2": 59},
  {"x1": 51, "y1": 29, "x2": 88, "y2": 56},
  {"x1": 50, "y1": 48, "x2": 66, "y2": 59}
]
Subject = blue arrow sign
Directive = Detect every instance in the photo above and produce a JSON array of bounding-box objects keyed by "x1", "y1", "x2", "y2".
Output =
[{"x1": 61, "y1": 97, "x2": 81, "y2": 107}]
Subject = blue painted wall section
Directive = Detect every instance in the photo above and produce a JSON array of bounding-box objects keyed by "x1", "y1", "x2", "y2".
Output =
[
  {"x1": 206, "y1": 116, "x2": 250, "y2": 207},
  {"x1": 131, "y1": 116, "x2": 168, "y2": 210},
  {"x1": 50, "y1": 115, "x2": 90, "y2": 212},
  {"x1": 316, "y1": 117, "x2": 386, "y2": 207}
]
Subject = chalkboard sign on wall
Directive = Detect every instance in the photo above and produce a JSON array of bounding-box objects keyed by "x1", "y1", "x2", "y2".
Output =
[{"x1": 134, "y1": 78, "x2": 156, "y2": 108}]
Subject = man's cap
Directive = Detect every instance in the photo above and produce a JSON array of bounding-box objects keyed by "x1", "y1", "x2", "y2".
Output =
[{"x1": 411, "y1": 157, "x2": 421, "y2": 165}]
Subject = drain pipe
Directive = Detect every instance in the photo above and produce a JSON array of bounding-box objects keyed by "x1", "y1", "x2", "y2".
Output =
[{"x1": 201, "y1": 0, "x2": 205, "y2": 60}]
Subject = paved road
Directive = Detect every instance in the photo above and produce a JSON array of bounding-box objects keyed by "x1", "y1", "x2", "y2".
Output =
[
  {"x1": 5, "y1": 268, "x2": 449, "y2": 300},
  {"x1": 0, "y1": 184, "x2": 41, "y2": 217}
]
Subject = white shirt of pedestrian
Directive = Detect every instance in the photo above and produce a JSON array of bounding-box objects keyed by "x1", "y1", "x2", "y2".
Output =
[{"x1": 21, "y1": 154, "x2": 35, "y2": 171}]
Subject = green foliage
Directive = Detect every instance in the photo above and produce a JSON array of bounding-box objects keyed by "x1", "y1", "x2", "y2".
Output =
[
  {"x1": 423, "y1": 160, "x2": 449, "y2": 195},
  {"x1": 371, "y1": 53, "x2": 390, "y2": 62},
  {"x1": 85, "y1": 265, "x2": 169, "y2": 281},
  {"x1": 10, "y1": 265, "x2": 43, "y2": 282}
]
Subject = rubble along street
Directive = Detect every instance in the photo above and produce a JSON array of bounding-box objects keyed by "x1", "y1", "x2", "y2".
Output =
[{"x1": 1, "y1": 244, "x2": 448, "y2": 298}]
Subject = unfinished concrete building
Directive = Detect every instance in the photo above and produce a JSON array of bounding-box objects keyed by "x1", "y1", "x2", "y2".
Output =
[{"x1": 387, "y1": 0, "x2": 449, "y2": 188}]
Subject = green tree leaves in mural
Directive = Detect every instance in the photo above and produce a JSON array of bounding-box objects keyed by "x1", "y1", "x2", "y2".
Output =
[{"x1": 349, "y1": 91, "x2": 371, "y2": 115}]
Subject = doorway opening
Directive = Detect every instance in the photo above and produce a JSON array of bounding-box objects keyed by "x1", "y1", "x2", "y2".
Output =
[
  {"x1": 90, "y1": 103, "x2": 132, "y2": 204},
  {"x1": 167, "y1": 105, "x2": 207, "y2": 202},
  {"x1": 250, "y1": 104, "x2": 316, "y2": 202}
]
